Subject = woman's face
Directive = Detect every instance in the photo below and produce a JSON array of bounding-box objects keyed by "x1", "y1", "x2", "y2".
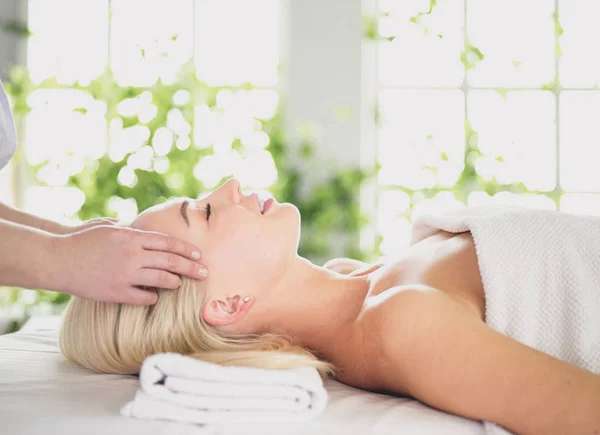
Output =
[{"x1": 131, "y1": 178, "x2": 301, "y2": 308}]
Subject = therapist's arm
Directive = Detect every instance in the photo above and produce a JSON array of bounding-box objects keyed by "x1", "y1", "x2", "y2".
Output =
[
  {"x1": 0, "y1": 218, "x2": 208, "y2": 305},
  {"x1": 0, "y1": 201, "x2": 67, "y2": 233},
  {"x1": 0, "y1": 201, "x2": 113, "y2": 234}
]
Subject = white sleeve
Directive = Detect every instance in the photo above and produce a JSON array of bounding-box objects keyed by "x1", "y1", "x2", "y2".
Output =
[{"x1": 0, "y1": 78, "x2": 17, "y2": 171}]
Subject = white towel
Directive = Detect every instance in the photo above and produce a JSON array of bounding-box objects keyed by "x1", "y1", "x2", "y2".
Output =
[
  {"x1": 121, "y1": 352, "x2": 328, "y2": 425},
  {"x1": 410, "y1": 205, "x2": 600, "y2": 435}
]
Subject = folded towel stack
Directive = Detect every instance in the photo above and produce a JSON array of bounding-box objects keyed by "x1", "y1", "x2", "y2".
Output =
[{"x1": 121, "y1": 353, "x2": 328, "y2": 425}]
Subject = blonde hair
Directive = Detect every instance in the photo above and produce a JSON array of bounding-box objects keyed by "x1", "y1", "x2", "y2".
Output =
[{"x1": 59, "y1": 277, "x2": 334, "y2": 378}]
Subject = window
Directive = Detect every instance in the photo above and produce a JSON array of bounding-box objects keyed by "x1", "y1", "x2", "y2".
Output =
[
  {"x1": 0, "y1": 0, "x2": 281, "y2": 320},
  {"x1": 374, "y1": 0, "x2": 600, "y2": 258},
  {"x1": 22, "y1": 0, "x2": 280, "y2": 224}
]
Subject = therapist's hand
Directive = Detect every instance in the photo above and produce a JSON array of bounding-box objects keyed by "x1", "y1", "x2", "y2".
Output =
[
  {"x1": 56, "y1": 217, "x2": 120, "y2": 234},
  {"x1": 53, "y1": 225, "x2": 208, "y2": 305}
]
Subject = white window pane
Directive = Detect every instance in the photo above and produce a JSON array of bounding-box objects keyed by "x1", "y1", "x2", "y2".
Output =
[
  {"x1": 233, "y1": 149, "x2": 278, "y2": 188},
  {"x1": 378, "y1": 90, "x2": 465, "y2": 189},
  {"x1": 28, "y1": 0, "x2": 108, "y2": 85},
  {"x1": 559, "y1": 0, "x2": 600, "y2": 88},
  {"x1": 560, "y1": 91, "x2": 600, "y2": 192},
  {"x1": 379, "y1": 217, "x2": 412, "y2": 255},
  {"x1": 194, "y1": 90, "x2": 278, "y2": 149},
  {"x1": 410, "y1": 191, "x2": 465, "y2": 221},
  {"x1": 377, "y1": 189, "x2": 411, "y2": 232},
  {"x1": 215, "y1": 89, "x2": 279, "y2": 121},
  {"x1": 24, "y1": 186, "x2": 86, "y2": 222},
  {"x1": 25, "y1": 89, "x2": 107, "y2": 166},
  {"x1": 560, "y1": 193, "x2": 600, "y2": 216},
  {"x1": 109, "y1": 122, "x2": 150, "y2": 163},
  {"x1": 195, "y1": 0, "x2": 279, "y2": 87},
  {"x1": 467, "y1": 0, "x2": 555, "y2": 87},
  {"x1": 468, "y1": 90, "x2": 556, "y2": 191},
  {"x1": 378, "y1": 0, "x2": 464, "y2": 87},
  {"x1": 468, "y1": 191, "x2": 556, "y2": 210},
  {"x1": 108, "y1": 197, "x2": 139, "y2": 222},
  {"x1": 467, "y1": 190, "x2": 493, "y2": 207},
  {"x1": 111, "y1": 0, "x2": 194, "y2": 87},
  {"x1": 193, "y1": 151, "x2": 239, "y2": 189}
]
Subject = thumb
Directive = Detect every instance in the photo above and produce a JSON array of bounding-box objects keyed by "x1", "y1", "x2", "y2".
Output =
[{"x1": 124, "y1": 287, "x2": 159, "y2": 306}]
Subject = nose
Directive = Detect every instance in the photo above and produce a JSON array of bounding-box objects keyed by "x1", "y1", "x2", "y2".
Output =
[
  {"x1": 195, "y1": 178, "x2": 241, "y2": 207},
  {"x1": 222, "y1": 178, "x2": 242, "y2": 204}
]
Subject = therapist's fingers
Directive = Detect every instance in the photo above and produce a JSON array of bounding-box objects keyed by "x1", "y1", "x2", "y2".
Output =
[
  {"x1": 140, "y1": 251, "x2": 207, "y2": 281},
  {"x1": 136, "y1": 231, "x2": 208, "y2": 280},
  {"x1": 61, "y1": 218, "x2": 119, "y2": 235},
  {"x1": 134, "y1": 268, "x2": 182, "y2": 290},
  {"x1": 80, "y1": 219, "x2": 117, "y2": 230},
  {"x1": 139, "y1": 231, "x2": 201, "y2": 260},
  {"x1": 122, "y1": 286, "x2": 159, "y2": 306}
]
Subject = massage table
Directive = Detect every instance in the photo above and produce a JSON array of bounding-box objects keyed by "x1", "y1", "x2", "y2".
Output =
[{"x1": 0, "y1": 316, "x2": 485, "y2": 434}]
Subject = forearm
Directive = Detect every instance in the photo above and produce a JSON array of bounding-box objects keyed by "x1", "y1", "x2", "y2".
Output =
[
  {"x1": 397, "y1": 293, "x2": 600, "y2": 435},
  {"x1": 0, "y1": 201, "x2": 66, "y2": 234},
  {"x1": 0, "y1": 219, "x2": 64, "y2": 291}
]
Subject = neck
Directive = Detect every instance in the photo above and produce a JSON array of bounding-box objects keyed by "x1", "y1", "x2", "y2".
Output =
[{"x1": 249, "y1": 255, "x2": 372, "y2": 355}]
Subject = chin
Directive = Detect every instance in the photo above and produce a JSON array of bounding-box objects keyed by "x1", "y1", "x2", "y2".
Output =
[
  {"x1": 275, "y1": 202, "x2": 300, "y2": 220},
  {"x1": 287, "y1": 203, "x2": 302, "y2": 226},
  {"x1": 278, "y1": 203, "x2": 302, "y2": 248}
]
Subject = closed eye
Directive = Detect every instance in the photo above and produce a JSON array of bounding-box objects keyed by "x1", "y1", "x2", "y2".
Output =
[{"x1": 180, "y1": 199, "x2": 211, "y2": 227}]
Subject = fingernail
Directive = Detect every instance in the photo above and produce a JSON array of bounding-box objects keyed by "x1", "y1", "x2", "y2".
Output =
[
  {"x1": 192, "y1": 251, "x2": 201, "y2": 260},
  {"x1": 199, "y1": 268, "x2": 208, "y2": 278}
]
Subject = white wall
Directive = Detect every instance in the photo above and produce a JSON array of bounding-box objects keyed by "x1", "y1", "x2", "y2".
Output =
[
  {"x1": 281, "y1": 0, "x2": 362, "y2": 190},
  {"x1": 280, "y1": 0, "x2": 377, "y2": 256}
]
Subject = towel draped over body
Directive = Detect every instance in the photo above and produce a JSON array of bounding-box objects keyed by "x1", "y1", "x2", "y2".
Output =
[{"x1": 410, "y1": 205, "x2": 600, "y2": 434}]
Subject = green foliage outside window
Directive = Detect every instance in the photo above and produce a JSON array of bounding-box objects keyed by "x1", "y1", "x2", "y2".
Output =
[
  {"x1": 1, "y1": 61, "x2": 375, "y2": 329},
  {"x1": 363, "y1": 1, "x2": 566, "y2": 207},
  {"x1": 0, "y1": 3, "x2": 571, "y2": 332}
]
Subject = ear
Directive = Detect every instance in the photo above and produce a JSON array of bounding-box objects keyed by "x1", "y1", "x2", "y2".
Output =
[{"x1": 201, "y1": 294, "x2": 252, "y2": 326}]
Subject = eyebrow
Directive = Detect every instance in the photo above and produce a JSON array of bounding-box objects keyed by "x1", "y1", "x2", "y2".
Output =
[{"x1": 180, "y1": 200, "x2": 190, "y2": 227}]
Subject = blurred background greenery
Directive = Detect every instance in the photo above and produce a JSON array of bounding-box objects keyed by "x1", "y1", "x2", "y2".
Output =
[
  {"x1": 1, "y1": 63, "x2": 371, "y2": 332},
  {"x1": 1, "y1": 0, "x2": 600, "y2": 332}
]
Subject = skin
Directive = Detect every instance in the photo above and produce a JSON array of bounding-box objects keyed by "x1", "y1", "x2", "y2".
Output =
[
  {"x1": 132, "y1": 177, "x2": 600, "y2": 435},
  {"x1": 0, "y1": 201, "x2": 208, "y2": 305},
  {"x1": 0, "y1": 200, "x2": 117, "y2": 234}
]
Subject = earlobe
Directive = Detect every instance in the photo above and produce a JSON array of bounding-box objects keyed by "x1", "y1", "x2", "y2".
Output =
[{"x1": 202, "y1": 295, "x2": 252, "y2": 326}]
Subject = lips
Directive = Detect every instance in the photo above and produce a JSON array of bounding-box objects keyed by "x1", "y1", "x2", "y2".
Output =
[
  {"x1": 263, "y1": 198, "x2": 274, "y2": 214},
  {"x1": 250, "y1": 193, "x2": 273, "y2": 215},
  {"x1": 252, "y1": 194, "x2": 262, "y2": 214}
]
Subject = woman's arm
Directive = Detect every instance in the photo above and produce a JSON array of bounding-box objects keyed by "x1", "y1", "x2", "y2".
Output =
[{"x1": 377, "y1": 289, "x2": 600, "y2": 435}]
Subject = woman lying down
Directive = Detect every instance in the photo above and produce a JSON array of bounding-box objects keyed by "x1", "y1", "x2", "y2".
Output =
[{"x1": 60, "y1": 178, "x2": 600, "y2": 434}]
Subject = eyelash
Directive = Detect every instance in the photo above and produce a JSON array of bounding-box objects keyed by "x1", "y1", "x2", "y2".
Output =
[{"x1": 205, "y1": 203, "x2": 211, "y2": 221}]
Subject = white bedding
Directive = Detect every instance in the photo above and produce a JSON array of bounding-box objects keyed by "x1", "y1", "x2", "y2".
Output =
[{"x1": 0, "y1": 317, "x2": 485, "y2": 435}]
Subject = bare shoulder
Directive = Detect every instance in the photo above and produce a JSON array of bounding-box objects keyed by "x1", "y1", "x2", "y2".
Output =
[
  {"x1": 358, "y1": 285, "x2": 484, "y2": 393},
  {"x1": 323, "y1": 257, "x2": 381, "y2": 276},
  {"x1": 364, "y1": 284, "x2": 481, "y2": 334}
]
